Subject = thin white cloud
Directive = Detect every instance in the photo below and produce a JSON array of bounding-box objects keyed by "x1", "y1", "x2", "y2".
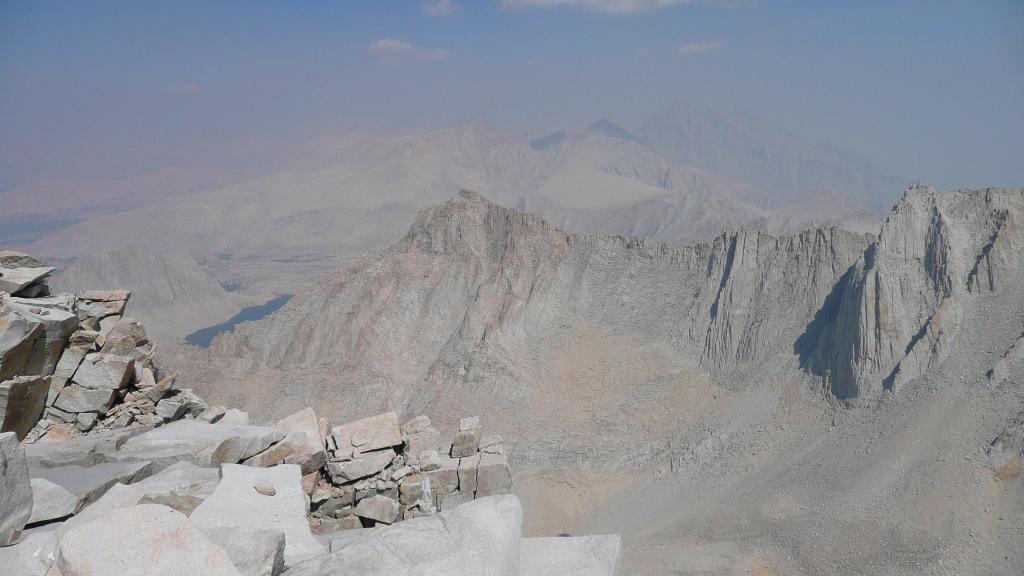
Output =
[
  {"x1": 500, "y1": 0, "x2": 692, "y2": 13},
  {"x1": 167, "y1": 82, "x2": 200, "y2": 94},
  {"x1": 678, "y1": 39, "x2": 724, "y2": 55},
  {"x1": 420, "y1": 0, "x2": 457, "y2": 16},
  {"x1": 369, "y1": 37, "x2": 450, "y2": 63},
  {"x1": 501, "y1": 0, "x2": 753, "y2": 12}
]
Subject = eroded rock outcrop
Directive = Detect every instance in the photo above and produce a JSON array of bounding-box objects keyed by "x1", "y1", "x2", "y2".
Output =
[
  {"x1": 0, "y1": 251, "x2": 594, "y2": 575},
  {"x1": 803, "y1": 186, "x2": 1024, "y2": 401}
]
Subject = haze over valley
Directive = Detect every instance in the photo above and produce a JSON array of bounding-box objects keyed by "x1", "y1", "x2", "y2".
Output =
[{"x1": 1, "y1": 2, "x2": 1022, "y2": 575}]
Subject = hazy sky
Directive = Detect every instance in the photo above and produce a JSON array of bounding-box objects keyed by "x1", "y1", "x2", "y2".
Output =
[{"x1": 1, "y1": 0, "x2": 1021, "y2": 189}]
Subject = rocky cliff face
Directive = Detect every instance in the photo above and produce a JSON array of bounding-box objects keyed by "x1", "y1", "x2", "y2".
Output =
[
  {"x1": 804, "y1": 186, "x2": 1024, "y2": 401},
  {"x1": 223, "y1": 189, "x2": 871, "y2": 376},
  {"x1": 634, "y1": 101, "x2": 905, "y2": 213},
  {"x1": 192, "y1": 191, "x2": 870, "y2": 483},
  {"x1": 2, "y1": 253, "x2": 601, "y2": 576},
  {"x1": 197, "y1": 186, "x2": 1024, "y2": 460},
  {"x1": 53, "y1": 247, "x2": 250, "y2": 343}
]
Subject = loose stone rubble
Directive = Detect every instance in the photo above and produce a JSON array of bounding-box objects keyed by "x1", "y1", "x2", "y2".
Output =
[{"x1": 0, "y1": 250, "x2": 618, "y2": 575}]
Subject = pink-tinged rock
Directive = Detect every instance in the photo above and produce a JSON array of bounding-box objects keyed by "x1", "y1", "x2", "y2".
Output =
[
  {"x1": 58, "y1": 504, "x2": 242, "y2": 576},
  {"x1": 274, "y1": 407, "x2": 327, "y2": 475},
  {"x1": 331, "y1": 412, "x2": 401, "y2": 453}
]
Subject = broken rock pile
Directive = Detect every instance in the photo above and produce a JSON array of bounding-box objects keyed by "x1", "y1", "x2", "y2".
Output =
[
  {"x1": 1, "y1": 252, "x2": 206, "y2": 440},
  {"x1": 312, "y1": 412, "x2": 512, "y2": 531},
  {"x1": 0, "y1": 249, "x2": 619, "y2": 575}
]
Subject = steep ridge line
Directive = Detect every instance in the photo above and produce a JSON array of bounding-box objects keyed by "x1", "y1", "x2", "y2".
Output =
[{"x1": 804, "y1": 185, "x2": 1024, "y2": 402}]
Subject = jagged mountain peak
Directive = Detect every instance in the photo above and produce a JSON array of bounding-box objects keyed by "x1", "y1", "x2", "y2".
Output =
[
  {"x1": 587, "y1": 118, "x2": 631, "y2": 140},
  {"x1": 636, "y1": 102, "x2": 905, "y2": 213}
]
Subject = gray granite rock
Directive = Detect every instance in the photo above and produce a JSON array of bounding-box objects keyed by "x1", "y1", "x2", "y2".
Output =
[
  {"x1": 331, "y1": 412, "x2": 401, "y2": 454},
  {"x1": 190, "y1": 464, "x2": 326, "y2": 567},
  {"x1": 0, "y1": 530, "x2": 58, "y2": 576},
  {"x1": 30, "y1": 460, "x2": 153, "y2": 509},
  {"x1": 0, "y1": 431, "x2": 33, "y2": 545},
  {"x1": 421, "y1": 453, "x2": 458, "y2": 494},
  {"x1": 458, "y1": 453, "x2": 480, "y2": 495},
  {"x1": 116, "y1": 419, "x2": 285, "y2": 470},
  {"x1": 56, "y1": 482, "x2": 144, "y2": 538},
  {"x1": 0, "y1": 375, "x2": 50, "y2": 440},
  {"x1": 28, "y1": 477, "x2": 78, "y2": 524},
  {"x1": 285, "y1": 495, "x2": 523, "y2": 576},
  {"x1": 0, "y1": 251, "x2": 43, "y2": 268},
  {"x1": 476, "y1": 452, "x2": 513, "y2": 497},
  {"x1": 398, "y1": 474, "x2": 432, "y2": 506},
  {"x1": 138, "y1": 461, "x2": 220, "y2": 514},
  {"x1": 7, "y1": 301, "x2": 77, "y2": 376},
  {"x1": 75, "y1": 299, "x2": 126, "y2": 321},
  {"x1": 0, "y1": 266, "x2": 54, "y2": 296},
  {"x1": 78, "y1": 290, "x2": 130, "y2": 302},
  {"x1": 52, "y1": 383, "x2": 116, "y2": 413},
  {"x1": 325, "y1": 448, "x2": 396, "y2": 483},
  {"x1": 155, "y1": 396, "x2": 188, "y2": 420},
  {"x1": 71, "y1": 353, "x2": 133, "y2": 390},
  {"x1": 25, "y1": 426, "x2": 150, "y2": 469},
  {"x1": 202, "y1": 526, "x2": 286, "y2": 576},
  {"x1": 217, "y1": 408, "x2": 250, "y2": 425},
  {"x1": 436, "y1": 489, "x2": 474, "y2": 511},
  {"x1": 519, "y1": 535, "x2": 622, "y2": 576},
  {"x1": 275, "y1": 407, "x2": 327, "y2": 474},
  {"x1": 0, "y1": 310, "x2": 42, "y2": 381},
  {"x1": 75, "y1": 411, "x2": 98, "y2": 432},
  {"x1": 57, "y1": 504, "x2": 242, "y2": 576},
  {"x1": 354, "y1": 494, "x2": 400, "y2": 525},
  {"x1": 241, "y1": 432, "x2": 305, "y2": 468},
  {"x1": 52, "y1": 346, "x2": 86, "y2": 382},
  {"x1": 451, "y1": 416, "x2": 482, "y2": 458}
]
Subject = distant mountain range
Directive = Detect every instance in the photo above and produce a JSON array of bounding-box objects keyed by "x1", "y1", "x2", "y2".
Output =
[
  {"x1": 173, "y1": 186, "x2": 1024, "y2": 575},
  {"x1": 22, "y1": 103, "x2": 903, "y2": 342}
]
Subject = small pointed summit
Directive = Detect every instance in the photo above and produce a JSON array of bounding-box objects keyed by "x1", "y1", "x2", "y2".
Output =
[
  {"x1": 457, "y1": 189, "x2": 488, "y2": 203},
  {"x1": 587, "y1": 118, "x2": 630, "y2": 140}
]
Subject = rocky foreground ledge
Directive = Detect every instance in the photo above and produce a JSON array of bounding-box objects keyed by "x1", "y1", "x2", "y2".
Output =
[{"x1": 0, "y1": 251, "x2": 621, "y2": 575}]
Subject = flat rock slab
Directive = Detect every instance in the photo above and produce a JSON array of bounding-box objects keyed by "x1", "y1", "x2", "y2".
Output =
[
  {"x1": 325, "y1": 448, "x2": 396, "y2": 483},
  {"x1": 30, "y1": 460, "x2": 152, "y2": 508},
  {"x1": 0, "y1": 431, "x2": 33, "y2": 545},
  {"x1": 0, "y1": 530, "x2": 58, "y2": 576},
  {"x1": 275, "y1": 407, "x2": 327, "y2": 475},
  {"x1": 25, "y1": 426, "x2": 151, "y2": 469},
  {"x1": 354, "y1": 494, "x2": 400, "y2": 524},
  {"x1": 56, "y1": 482, "x2": 144, "y2": 538},
  {"x1": 0, "y1": 375, "x2": 50, "y2": 440},
  {"x1": 116, "y1": 419, "x2": 285, "y2": 470},
  {"x1": 58, "y1": 504, "x2": 242, "y2": 576},
  {"x1": 0, "y1": 266, "x2": 54, "y2": 295},
  {"x1": 0, "y1": 251, "x2": 43, "y2": 268},
  {"x1": 0, "y1": 311, "x2": 43, "y2": 381},
  {"x1": 79, "y1": 290, "x2": 131, "y2": 302},
  {"x1": 217, "y1": 408, "x2": 250, "y2": 426},
  {"x1": 476, "y1": 452, "x2": 513, "y2": 497},
  {"x1": 52, "y1": 383, "x2": 116, "y2": 413},
  {"x1": 28, "y1": 477, "x2": 79, "y2": 524},
  {"x1": 191, "y1": 464, "x2": 326, "y2": 567},
  {"x1": 71, "y1": 353, "x2": 133, "y2": 390},
  {"x1": 285, "y1": 495, "x2": 523, "y2": 576},
  {"x1": 202, "y1": 526, "x2": 286, "y2": 576},
  {"x1": 519, "y1": 535, "x2": 622, "y2": 576},
  {"x1": 331, "y1": 412, "x2": 401, "y2": 453},
  {"x1": 6, "y1": 301, "x2": 78, "y2": 375},
  {"x1": 138, "y1": 461, "x2": 220, "y2": 514}
]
